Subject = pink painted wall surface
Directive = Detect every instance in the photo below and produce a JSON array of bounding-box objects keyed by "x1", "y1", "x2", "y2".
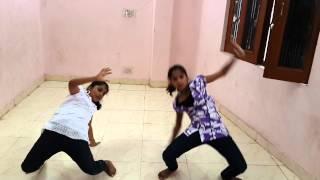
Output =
[
  {"x1": 150, "y1": 0, "x2": 174, "y2": 81},
  {"x1": 0, "y1": 0, "x2": 43, "y2": 111},
  {"x1": 169, "y1": 0, "x2": 203, "y2": 78},
  {"x1": 42, "y1": 0, "x2": 201, "y2": 82},
  {"x1": 195, "y1": 0, "x2": 320, "y2": 178},
  {"x1": 42, "y1": 0, "x2": 154, "y2": 80}
]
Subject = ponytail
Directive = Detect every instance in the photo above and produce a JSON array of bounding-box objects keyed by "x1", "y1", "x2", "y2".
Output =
[
  {"x1": 93, "y1": 101, "x2": 102, "y2": 110},
  {"x1": 166, "y1": 83, "x2": 176, "y2": 96}
]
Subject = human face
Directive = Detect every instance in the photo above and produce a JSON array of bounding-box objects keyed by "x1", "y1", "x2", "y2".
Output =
[
  {"x1": 89, "y1": 85, "x2": 108, "y2": 102},
  {"x1": 170, "y1": 70, "x2": 189, "y2": 92}
]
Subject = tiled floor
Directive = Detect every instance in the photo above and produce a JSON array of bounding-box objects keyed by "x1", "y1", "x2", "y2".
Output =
[{"x1": 0, "y1": 81, "x2": 300, "y2": 180}]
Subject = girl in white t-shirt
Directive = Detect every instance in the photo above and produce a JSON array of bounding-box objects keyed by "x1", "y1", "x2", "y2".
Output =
[{"x1": 21, "y1": 68, "x2": 116, "y2": 177}]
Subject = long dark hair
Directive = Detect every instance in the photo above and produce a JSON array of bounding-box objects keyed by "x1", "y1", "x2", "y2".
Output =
[
  {"x1": 166, "y1": 64, "x2": 188, "y2": 96},
  {"x1": 87, "y1": 81, "x2": 109, "y2": 110}
]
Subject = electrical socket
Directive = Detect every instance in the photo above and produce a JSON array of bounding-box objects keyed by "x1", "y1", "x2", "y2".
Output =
[{"x1": 123, "y1": 67, "x2": 133, "y2": 74}]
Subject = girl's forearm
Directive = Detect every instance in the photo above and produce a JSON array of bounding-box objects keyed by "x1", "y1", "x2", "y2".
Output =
[
  {"x1": 172, "y1": 112, "x2": 183, "y2": 139},
  {"x1": 205, "y1": 56, "x2": 236, "y2": 83},
  {"x1": 69, "y1": 76, "x2": 97, "y2": 87},
  {"x1": 171, "y1": 125, "x2": 181, "y2": 141},
  {"x1": 68, "y1": 76, "x2": 97, "y2": 95},
  {"x1": 88, "y1": 124, "x2": 95, "y2": 142}
]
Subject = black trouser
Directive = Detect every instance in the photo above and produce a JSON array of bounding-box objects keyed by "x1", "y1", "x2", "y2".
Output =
[
  {"x1": 162, "y1": 132, "x2": 247, "y2": 180},
  {"x1": 21, "y1": 130, "x2": 106, "y2": 175}
]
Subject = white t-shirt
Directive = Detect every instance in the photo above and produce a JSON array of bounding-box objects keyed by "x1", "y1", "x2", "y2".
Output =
[{"x1": 44, "y1": 86, "x2": 97, "y2": 141}]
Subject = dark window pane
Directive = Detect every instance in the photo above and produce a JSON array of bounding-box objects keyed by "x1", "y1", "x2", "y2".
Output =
[
  {"x1": 242, "y1": 0, "x2": 261, "y2": 50},
  {"x1": 279, "y1": 0, "x2": 316, "y2": 69},
  {"x1": 231, "y1": 0, "x2": 243, "y2": 41}
]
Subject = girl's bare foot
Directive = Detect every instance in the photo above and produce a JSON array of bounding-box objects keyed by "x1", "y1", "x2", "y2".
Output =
[
  {"x1": 104, "y1": 160, "x2": 116, "y2": 177},
  {"x1": 158, "y1": 168, "x2": 174, "y2": 179}
]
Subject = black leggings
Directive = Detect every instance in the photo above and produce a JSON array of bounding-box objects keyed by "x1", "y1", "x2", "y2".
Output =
[
  {"x1": 162, "y1": 132, "x2": 247, "y2": 180},
  {"x1": 21, "y1": 130, "x2": 106, "y2": 175}
]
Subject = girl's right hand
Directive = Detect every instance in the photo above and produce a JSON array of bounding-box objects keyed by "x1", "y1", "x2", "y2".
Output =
[
  {"x1": 89, "y1": 141, "x2": 101, "y2": 147},
  {"x1": 96, "y1": 67, "x2": 112, "y2": 81}
]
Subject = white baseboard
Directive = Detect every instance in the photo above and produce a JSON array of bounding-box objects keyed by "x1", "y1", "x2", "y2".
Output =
[
  {"x1": 216, "y1": 102, "x2": 316, "y2": 180},
  {"x1": 45, "y1": 74, "x2": 72, "y2": 81},
  {"x1": 149, "y1": 80, "x2": 167, "y2": 88},
  {"x1": 45, "y1": 74, "x2": 167, "y2": 87},
  {"x1": 0, "y1": 101, "x2": 15, "y2": 119}
]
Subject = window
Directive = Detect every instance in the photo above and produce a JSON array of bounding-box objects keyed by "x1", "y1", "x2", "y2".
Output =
[{"x1": 223, "y1": 0, "x2": 320, "y2": 83}]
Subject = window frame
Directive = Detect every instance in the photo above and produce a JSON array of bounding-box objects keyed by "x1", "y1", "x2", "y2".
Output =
[
  {"x1": 223, "y1": 0, "x2": 270, "y2": 64},
  {"x1": 263, "y1": 0, "x2": 320, "y2": 83},
  {"x1": 222, "y1": 0, "x2": 320, "y2": 84}
]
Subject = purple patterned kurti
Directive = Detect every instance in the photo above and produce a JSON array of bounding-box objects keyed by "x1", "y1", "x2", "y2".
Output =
[{"x1": 173, "y1": 75, "x2": 229, "y2": 143}]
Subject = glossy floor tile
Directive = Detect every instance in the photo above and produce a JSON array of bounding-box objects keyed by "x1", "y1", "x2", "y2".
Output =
[{"x1": 0, "y1": 81, "x2": 299, "y2": 180}]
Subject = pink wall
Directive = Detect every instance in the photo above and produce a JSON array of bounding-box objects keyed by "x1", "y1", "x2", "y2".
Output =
[
  {"x1": 42, "y1": 0, "x2": 154, "y2": 80},
  {"x1": 195, "y1": 0, "x2": 320, "y2": 178},
  {"x1": 0, "y1": 0, "x2": 43, "y2": 111},
  {"x1": 150, "y1": 0, "x2": 174, "y2": 81},
  {"x1": 169, "y1": 0, "x2": 203, "y2": 78},
  {"x1": 150, "y1": 0, "x2": 204, "y2": 81},
  {"x1": 41, "y1": 0, "x2": 201, "y2": 82}
]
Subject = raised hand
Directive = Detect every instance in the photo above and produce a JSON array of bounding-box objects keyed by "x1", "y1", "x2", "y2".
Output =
[{"x1": 95, "y1": 67, "x2": 112, "y2": 81}]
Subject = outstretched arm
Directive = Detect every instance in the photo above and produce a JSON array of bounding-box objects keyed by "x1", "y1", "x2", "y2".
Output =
[
  {"x1": 170, "y1": 112, "x2": 183, "y2": 143},
  {"x1": 205, "y1": 41, "x2": 245, "y2": 84},
  {"x1": 68, "y1": 67, "x2": 112, "y2": 95},
  {"x1": 88, "y1": 119, "x2": 101, "y2": 147}
]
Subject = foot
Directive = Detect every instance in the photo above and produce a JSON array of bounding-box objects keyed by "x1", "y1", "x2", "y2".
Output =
[
  {"x1": 104, "y1": 160, "x2": 116, "y2": 177},
  {"x1": 158, "y1": 168, "x2": 174, "y2": 179}
]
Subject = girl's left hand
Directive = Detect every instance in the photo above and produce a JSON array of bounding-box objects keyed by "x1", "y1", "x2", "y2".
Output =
[{"x1": 89, "y1": 141, "x2": 101, "y2": 147}]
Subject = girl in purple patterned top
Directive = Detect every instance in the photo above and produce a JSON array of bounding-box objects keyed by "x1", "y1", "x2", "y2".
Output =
[{"x1": 159, "y1": 42, "x2": 247, "y2": 180}]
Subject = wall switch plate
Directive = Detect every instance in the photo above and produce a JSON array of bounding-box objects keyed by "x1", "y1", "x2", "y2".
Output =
[{"x1": 123, "y1": 9, "x2": 135, "y2": 18}]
